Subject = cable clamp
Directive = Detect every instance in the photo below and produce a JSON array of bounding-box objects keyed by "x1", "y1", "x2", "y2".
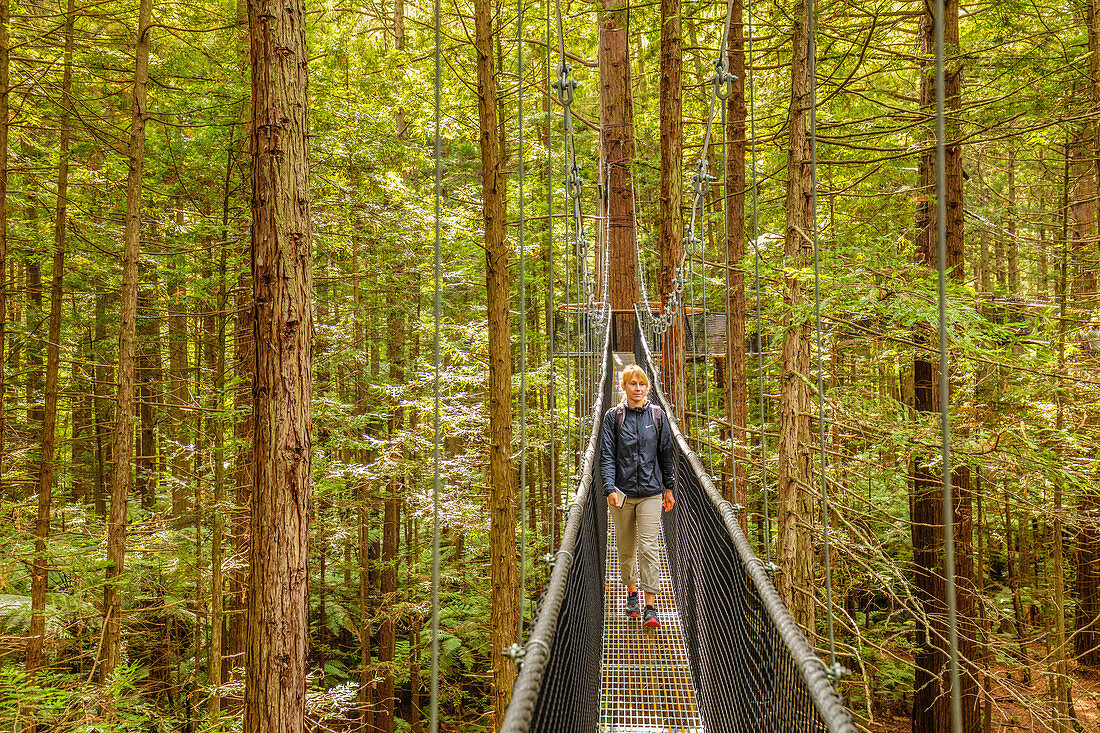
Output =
[
  {"x1": 753, "y1": 559, "x2": 780, "y2": 575},
  {"x1": 718, "y1": 501, "x2": 744, "y2": 515},
  {"x1": 503, "y1": 643, "x2": 526, "y2": 664},
  {"x1": 555, "y1": 548, "x2": 574, "y2": 565},
  {"x1": 824, "y1": 661, "x2": 850, "y2": 682},
  {"x1": 526, "y1": 638, "x2": 551, "y2": 656}
]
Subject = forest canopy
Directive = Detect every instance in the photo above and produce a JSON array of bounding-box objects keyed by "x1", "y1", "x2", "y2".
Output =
[{"x1": 0, "y1": 0, "x2": 1099, "y2": 731}]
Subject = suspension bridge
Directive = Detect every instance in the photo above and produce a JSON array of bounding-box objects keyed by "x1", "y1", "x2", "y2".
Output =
[
  {"x1": 421, "y1": 0, "x2": 967, "y2": 726},
  {"x1": 497, "y1": 308, "x2": 856, "y2": 733}
]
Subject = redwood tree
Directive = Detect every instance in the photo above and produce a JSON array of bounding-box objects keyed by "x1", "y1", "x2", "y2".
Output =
[
  {"x1": 244, "y1": 0, "x2": 314, "y2": 725},
  {"x1": 775, "y1": 0, "x2": 815, "y2": 635},
  {"x1": 600, "y1": 0, "x2": 638, "y2": 347},
  {"x1": 474, "y1": 0, "x2": 517, "y2": 724},
  {"x1": 724, "y1": 0, "x2": 747, "y2": 516},
  {"x1": 100, "y1": 0, "x2": 152, "y2": 682},
  {"x1": 910, "y1": 2, "x2": 978, "y2": 731},
  {"x1": 657, "y1": 0, "x2": 685, "y2": 421}
]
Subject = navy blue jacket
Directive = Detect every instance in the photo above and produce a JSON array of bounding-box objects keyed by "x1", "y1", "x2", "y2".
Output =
[{"x1": 599, "y1": 402, "x2": 676, "y2": 498}]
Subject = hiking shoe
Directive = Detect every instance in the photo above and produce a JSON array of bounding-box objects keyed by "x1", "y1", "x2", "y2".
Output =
[
  {"x1": 643, "y1": 605, "x2": 660, "y2": 629},
  {"x1": 624, "y1": 592, "x2": 640, "y2": 619}
]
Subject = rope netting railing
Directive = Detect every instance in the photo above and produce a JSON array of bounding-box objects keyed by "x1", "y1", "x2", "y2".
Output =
[
  {"x1": 634, "y1": 311, "x2": 857, "y2": 733},
  {"x1": 499, "y1": 306, "x2": 611, "y2": 733}
]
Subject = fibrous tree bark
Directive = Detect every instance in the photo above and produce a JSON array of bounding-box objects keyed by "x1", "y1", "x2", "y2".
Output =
[
  {"x1": 776, "y1": 0, "x2": 815, "y2": 635},
  {"x1": 229, "y1": 265, "x2": 253, "y2": 671},
  {"x1": 724, "y1": 0, "x2": 747, "y2": 518},
  {"x1": 244, "y1": 0, "x2": 313, "y2": 725},
  {"x1": 600, "y1": 0, "x2": 637, "y2": 349},
  {"x1": 100, "y1": 0, "x2": 152, "y2": 682},
  {"x1": 474, "y1": 0, "x2": 517, "y2": 723},
  {"x1": 658, "y1": 0, "x2": 685, "y2": 423}
]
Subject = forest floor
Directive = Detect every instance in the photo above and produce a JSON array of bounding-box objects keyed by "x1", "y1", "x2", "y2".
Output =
[{"x1": 860, "y1": 654, "x2": 1100, "y2": 732}]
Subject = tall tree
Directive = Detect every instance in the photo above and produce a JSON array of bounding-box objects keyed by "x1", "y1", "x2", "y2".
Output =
[
  {"x1": 26, "y1": 0, "x2": 74, "y2": 677},
  {"x1": 724, "y1": 0, "x2": 747, "y2": 516},
  {"x1": 244, "y1": 0, "x2": 314, "y2": 724},
  {"x1": 658, "y1": 0, "x2": 685, "y2": 422},
  {"x1": 600, "y1": 0, "x2": 638, "y2": 348},
  {"x1": 910, "y1": 2, "x2": 978, "y2": 732},
  {"x1": 0, "y1": 0, "x2": 9, "y2": 496},
  {"x1": 775, "y1": 0, "x2": 815, "y2": 634},
  {"x1": 100, "y1": 0, "x2": 152, "y2": 682},
  {"x1": 474, "y1": 0, "x2": 517, "y2": 724}
]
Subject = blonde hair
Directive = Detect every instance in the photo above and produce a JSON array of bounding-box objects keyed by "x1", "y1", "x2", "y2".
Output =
[{"x1": 619, "y1": 365, "x2": 650, "y2": 405}]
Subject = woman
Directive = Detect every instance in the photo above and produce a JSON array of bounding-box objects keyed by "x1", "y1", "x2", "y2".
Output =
[{"x1": 599, "y1": 364, "x2": 676, "y2": 629}]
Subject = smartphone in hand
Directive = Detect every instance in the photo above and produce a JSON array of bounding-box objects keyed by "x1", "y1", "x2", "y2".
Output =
[{"x1": 612, "y1": 487, "x2": 626, "y2": 507}]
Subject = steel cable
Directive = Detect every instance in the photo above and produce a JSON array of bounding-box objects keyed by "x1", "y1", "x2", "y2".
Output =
[{"x1": 934, "y1": 0, "x2": 963, "y2": 728}]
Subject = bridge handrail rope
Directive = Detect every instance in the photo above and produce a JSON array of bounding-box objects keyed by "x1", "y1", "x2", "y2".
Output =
[
  {"x1": 634, "y1": 306, "x2": 858, "y2": 733},
  {"x1": 499, "y1": 304, "x2": 612, "y2": 733}
]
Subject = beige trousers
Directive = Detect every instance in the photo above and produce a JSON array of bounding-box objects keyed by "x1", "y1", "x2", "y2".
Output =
[{"x1": 610, "y1": 494, "x2": 662, "y2": 595}]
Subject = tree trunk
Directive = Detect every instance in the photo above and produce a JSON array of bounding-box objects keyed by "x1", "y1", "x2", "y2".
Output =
[
  {"x1": 379, "y1": 494, "x2": 399, "y2": 733},
  {"x1": 244, "y1": 0, "x2": 313, "y2": 724},
  {"x1": 229, "y1": 266, "x2": 253, "y2": 673},
  {"x1": 209, "y1": 218, "x2": 229, "y2": 719},
  {"x1": 26, "y1": 253, "x2": 42, "y2": 427},
  {"x1": 910, "y1": 2, "x2": 977, "y2": 731},
  {"x1": 1051, "y1": 211, "x2": 1075, "y2": 730},
  {"x1": 658, "y1": 0, "x2": 685, "y2": 423},
  {"x1": 775, "y1": 0, "x2": 815, "y2": 635},
  {"x1": 600, "y1": 0, "x2": 637, "y2": 349},
  {"x1": 1006, "y1": 149, "x2": 1018, "y2": 291},
  {"x1": 100, "y1": 0, "x2": 152, "y2": 682},
  {"x1": 25, "y1": 0, "x2": 74, "y2": 678},
  {"x1": 167, "y1": 230, "x2": 190, "y2": 521},
  {"x1": 378, "y1": 299, "x2": 404, "y2": 733},
  {"x1": 0, "y1": 0, "x2": 9, "y2": 498},
  {"x1": 474, "y1": 0, "x2": 517, "y2": 724},
  {"x1": 135, "y1": 278, "x2": 160, "y2": 510},
  {"x1": 724, "y1": 0, "x2": 747, "y2": 518}
]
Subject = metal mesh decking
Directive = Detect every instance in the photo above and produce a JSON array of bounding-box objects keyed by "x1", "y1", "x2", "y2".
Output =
[{"x1": 600, "y1": 519, "x2": 703, "y2": 733}]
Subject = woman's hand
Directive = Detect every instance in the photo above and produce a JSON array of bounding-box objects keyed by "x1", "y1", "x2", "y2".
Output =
[
  {"x1": 662, "y1": 489, "x2": 675, "y2": 512},
  {"x1": 608, "y1": 491, "x2": 620, "y2": 509}
]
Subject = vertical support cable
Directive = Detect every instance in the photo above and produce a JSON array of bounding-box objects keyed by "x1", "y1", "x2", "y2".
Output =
[
  {"x1": 806, "y1": 0, "x2": 838, "y2": 675},
  {"x1": 430, "y1": 0, "x2": 443, "y2": 723},
  {"x1": 546, "y1": 0, "x2": 557, "y2": 556},
  {"x1": 517, "y1": 0, "x2": 528, "y2": 644},
  {"x1": 746, "y1": 0, "x2": 770, "y2": 564},
  {"x1": 934, "y1": 0, "x2": 963, "y2": 729}
]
